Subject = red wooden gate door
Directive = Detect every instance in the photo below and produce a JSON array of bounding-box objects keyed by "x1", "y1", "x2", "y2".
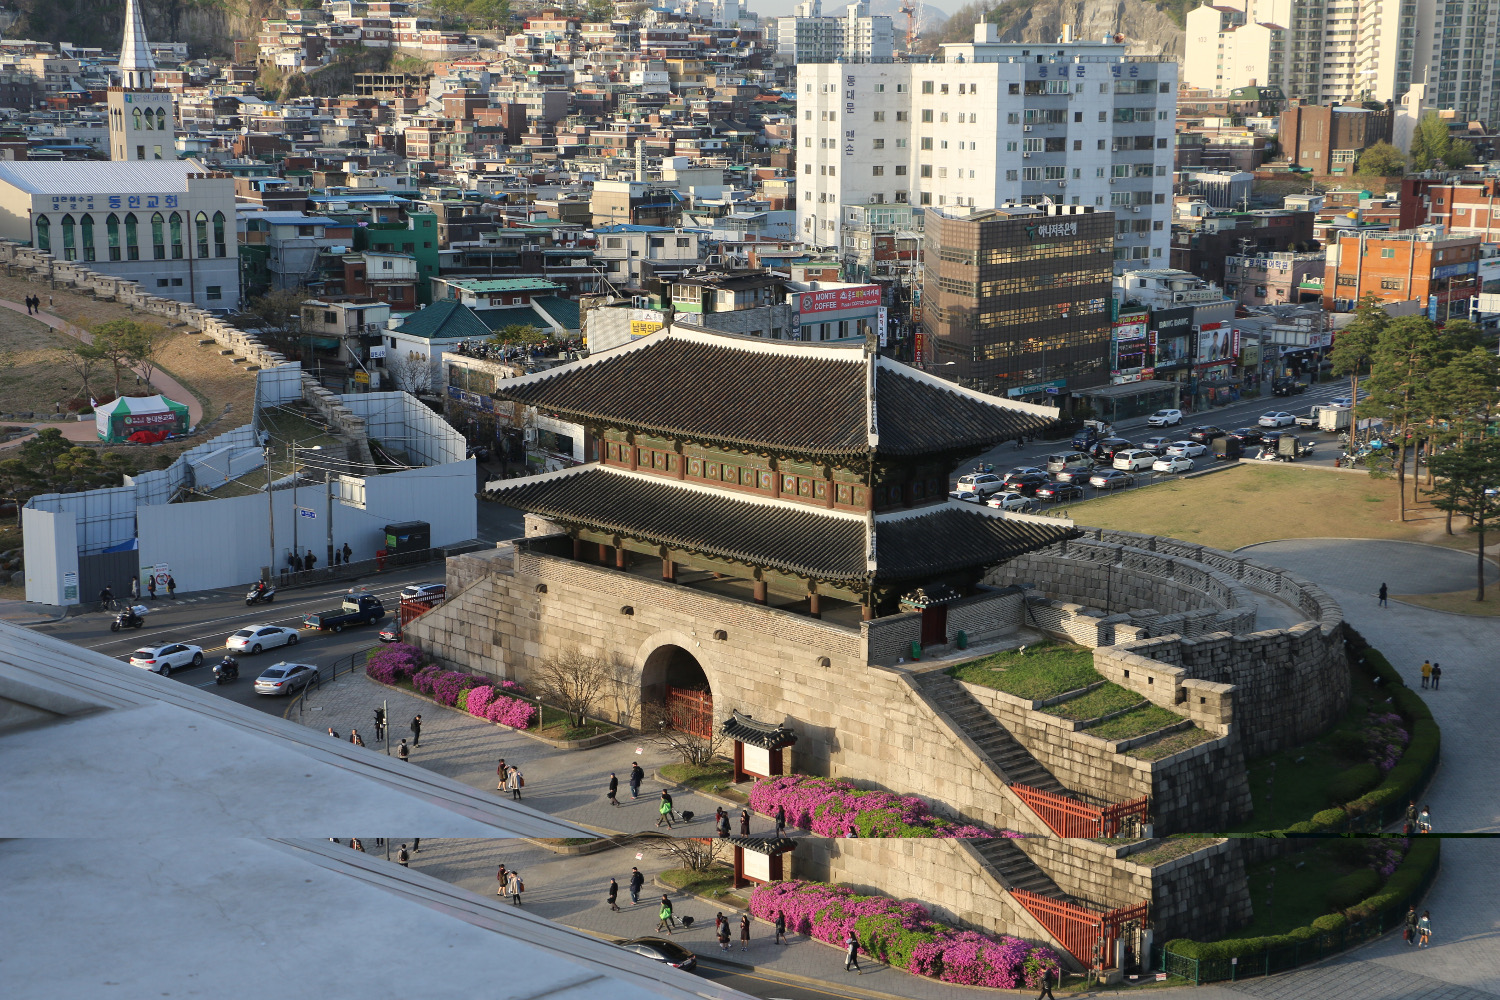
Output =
[
  {"x1": 665, "y1": 686, "x2": 713, "y2": 738},
  {"x1": 920, "y1": 605, "x2": 948, "y2": 646}
]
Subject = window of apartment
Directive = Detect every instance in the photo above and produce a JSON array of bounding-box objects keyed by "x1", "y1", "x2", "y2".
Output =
[
  {"x1": 1006, "y1": 169, "x2": 1019, "y2": 181},
  {"x1": 804, "y1": 163, "x2": 812, "y2": 174},
  {"x1": 1073, "y1": 139, "x2": 1083, "y2": 151},
  {"x1": 171, "y1": 278, "x2": 182, "y2": 286},
  {"x1": 1381, "y1": 247, "x2": 1396, "y2": 258},
  {"x1": 921, "y1": 109, "x2": 933, "y2": 122},
  {"x1": 206, "y1": 285, "x2": 222, "y2": 300},
  {"x1": 895, "y1": 111, "x2": 908, "y2": 121},
  {"x1": 940, "y1": 83, "x2": 949, "y2": 95},
  {"x1": 920, "y1": 164, "x2": 932, "y2": 177},
  {"x1": 1098, "y1": 111, "x2": 1107, "y2": 122},
  {"x1": 1154, "y1": 193, "x2": 1166, "y2": 203},
  {"x1": 676, "y1": 238, "x2": 690, "y2": 247},
  {"x1": 1007, "y1": 112, "x2": 1020, "y2": 124},
  {"x1": 1158, "y1": 110, "x2": 1168, "y2": 120},
  {"x1": 805, "y1": 137, "x2": 812, "y2": 148},
  {"x1": 920, "y1": 137, "x2": 933, "y2": 150},
  {"x1": 1024, "y1": 138, "x2": 1043, "y2": 152},
  {"x1": 920, "y1": 192, "x2": 931, "y2": 205},
  {"x1": 1044, "y1": 166, "x2": 1065, "y2": 179},
  {"x1": 805, "y1": 110, "x2": 812, "y2": 120},
  {"x1": 874, "y1": 83, "x2": 885, "y2": 92},
  {"x1": 896, "y1": 83, "x2": 907, "y2": 92},
  {"x1": 922, "y1": 80, "x2": 934, "y2": 93},
  {"x1": 873, "y1": 138, "x2": 885, "y2": 149},
  {"x1": 896, "y1": 138, "x2": 907, "y2": 148},
  {"x1": 298, "y1": 225, "x2": 315, "y2": 236},
  {"x1": 872, "y1": 165, "x2": 884, "y2": 176},
  {"x1": 1023, "y1": 167, "x2": 1041, "y2": 180},
  {"x1": 1098, "y1": 140, "x2": 1107, "y2": 150},
  {"x1": 1153, "y1": 220, "x2": 1164, "y2": 230},
  {"x1": 1381, "y1": 278, "x2": 1403, "y2": 289},
  {"x1": 1072, "y1": 168, "x2": 1081, "y2": 178},
  {"x1": 895, "y1": 191, "x2": 908, "y2": 203},
  {"x1": 873, "y1": 111, "x2": 885, "y2": 122},
  {"x1": 606, "y1": 237, "x2": 623, "y2": 248},
  {"x1": 156, "y1": 278, "x2": 169, "y2": 288},
  {"x1": 1006, "y1": 141, "x2": 1018, "y2": 151},
  {"x1": 381, "y1": 260, "x2": 393, "y2": 270}
]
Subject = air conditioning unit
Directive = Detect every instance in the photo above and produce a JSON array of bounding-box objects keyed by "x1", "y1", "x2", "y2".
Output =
[
  {"x1": 1132, "y1": 206, "x2": 1141, "y2": 213},
  {"x1": 1023, "y1": 125, "x2": 1032, "y2": 131},
  {"x1": 1109, "y1": 177, "x2": 1116, "y2": 184},
  {"x1": 1058, "y1": 181, "x2": 1066, "y2": 187},
  {"x1": 1023, "y1": 152, "x2": 1031, "y2": 158}
]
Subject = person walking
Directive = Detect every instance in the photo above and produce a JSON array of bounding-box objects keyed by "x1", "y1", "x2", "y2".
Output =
[
  {"x1": 506, "y1": 765, "x2": 524, "y2": 801},
  {"x1": 775, "y1": 804, "x2": 787, "y2": 836},
  {"x1": 147, "y1": 576, "x2": 156, "y2": 601},
  {"x1": 342, "y1": 542, "x2": 352, "y2": 564},
  {"x1": 129, "y1": 576, "x2": 139, "y2": 601},
  {"x1": 629, "y1": 867, "x2": 644, "y2": 905},
  {"x1": 1417, "y1": 910, "x2": 1432, "y2": 948},
  {"x1": 496, "y1": 758, "x2": 508, "y2": 791},
  {"x1": 349, "y1": 729, "x2": 365, "y2": 747},
  {"x1": 397, "y1": 738, "x2": 410, "y2": 762},
  {"x1": 350, "y1": 839, "x2": 365, "y2": 853},
  {"x1": 717, "y1": 915, "x2": 731, "y2": 952},
  {"x1": 373, "y1": 707, "x2": 385, "y2": 741},
  {"x1": 412, "y1": 839, "x2": 419, "y2": 854},
  {"x1": 1421, "y1": 660, "x2": 1432, "y2": 689},
  {"x1": 1404, "y1": 905, "x2": 1419, "y2": 945},
  {"x1": 1418, "y1": 804, "x2": 1433, "y2": 833},
  {"x1": 739, "y1": 914, "x2": 750, "y2": 952},
  {"x1": 1431, "y1": 663, "x2": 1441, "y2": 689},
  {"x1": 657, "y1": 790, "x2": 675, "y2": 828},
  {"x1": 507, "y1": 870, "x2": 523, "y2": 905},
  {"x1": 714, "y1": 806, "x2": 725, "y2": 831},
  {"x1": 774, "y1": 911, "x2": 787, "y2": 945},
  {"x1": 305, "y1": 550, "x2": 316, "y2": 572},
  {"x1": 607, "y1": 877, "x2": 620, "y2": 911},
  {"x1": 327, "y1": 727, "x2": 340, "y2": 739},
  {"x1": 397, "y1": 844, "x2": 410, "y2": 867},
  {"x1": 716, "y1": 809, "x2": 730, "y2": 839},
  {"x1": 1036, "y1": 964, "x2": 1057, "y2": 1000},
  {"x1": 410, "y1": 714, "x2": 422, "y2": 747},
  {"x1": 166, "y1": 575, "x2": 176, "y2": 599},
  {"x1": 1378, "y1": 582, "x2": 1388, "y2": 607},
  {"x1": 496, "y1": 864, "x2": 509, "y2": 897},
  {"x1": 629, "y1": 762, "x2": 644, "y2": 799},
  {"x1": 656, "y1": 896, "x2": 675, "y2": 934},
  {"x1": 844, "y1": 930, "x2": 861, "y2": 974},
  {"x1": 740, "y1": 808, "x2": 751, "y2": 836},
  {"x1": 607, "y1": 772, "x2": 619, "y2": 807},
  {"x1": 1404, "y1": 800, "x2": 1418, "y2": 836}
]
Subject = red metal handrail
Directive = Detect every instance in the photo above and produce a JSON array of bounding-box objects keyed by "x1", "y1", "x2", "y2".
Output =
[
  {"x1": 1011, "y1": 784, "x2": 1150, "y2": 837},
  {"x1": 1011, "y1": 890, "x2": 1149, "y2": 969}
]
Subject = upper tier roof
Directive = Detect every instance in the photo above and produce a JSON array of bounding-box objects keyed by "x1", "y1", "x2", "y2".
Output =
[{"x1": 494, "y1": 324, "x2": 1057, "y2": 458}]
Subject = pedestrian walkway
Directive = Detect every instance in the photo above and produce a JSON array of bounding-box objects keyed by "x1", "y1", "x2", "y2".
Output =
[
  {"x1": 292, "y1": 672, "x2": 792, "y2": 838},
  {"x1": 1220, "y1": 961, "x2": 1500, "y2": 1000}
]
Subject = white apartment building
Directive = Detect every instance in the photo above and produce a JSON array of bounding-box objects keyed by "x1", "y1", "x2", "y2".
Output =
[
  {"x1": 1419, "y1": 0, "x2": 1500, "y2": 127},
  {"x1": 775, "y1": 1, "x2": 894, "y2": 63},
  {"x1": 798, "y1": 24, "x2": 1177, "y2": 272}
]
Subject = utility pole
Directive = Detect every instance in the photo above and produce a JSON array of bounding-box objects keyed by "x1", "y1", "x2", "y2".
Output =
[
  {"x1": 291, "y1": 438, "x2": 299, "y2": 568},
  {"x1": 264, "y1": 444, "x2": 275, "y2": 583},
  {"x1": 326, "y1": 471, "x2": 334, "y2": 569}
]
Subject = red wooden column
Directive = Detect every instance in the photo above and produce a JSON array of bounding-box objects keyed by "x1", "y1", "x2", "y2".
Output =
[
  {"x1": 572, "y1": 537, "x2": 583, "y2": 559},
  {"x1": 661, "y1": 548, "x2": 675, "y2": 582},
  {"x1": 615, "y1": 542, "x2": 627, "y2": 569},
  {"x1": 753, "y1": 572, "x2": 767, "y2": 604},
  {"x1": 598, "y1": 542, "x2": 609, "y2": 563},
  {"x1": 808, "y1": 583, "x2": 821, "y2": 618}
]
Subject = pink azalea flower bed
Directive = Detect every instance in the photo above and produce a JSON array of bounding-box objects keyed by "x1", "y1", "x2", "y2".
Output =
[
  {"x1": 365, "y1": 647, "x2": 534, "y2": 729},
  {"x1": 748, "y1": 775, "x2": 1019, "y2": 838},
  {"x1": 750, "y1": 880, "x2": 1059, "y2": 988}
]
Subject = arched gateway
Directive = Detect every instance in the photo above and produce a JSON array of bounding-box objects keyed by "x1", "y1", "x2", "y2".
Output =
[{"x1": 641, "y1": 644, "x2": 713, "y2": 738}]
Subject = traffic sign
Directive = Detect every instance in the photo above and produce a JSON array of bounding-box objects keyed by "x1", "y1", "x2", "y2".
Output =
[{"x1": 296, "y1": 506, "x2": 316, "y2": 519}]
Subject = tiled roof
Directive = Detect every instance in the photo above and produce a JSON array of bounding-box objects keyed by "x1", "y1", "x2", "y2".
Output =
[
  {"x1": 722, "y1": 710, "x2": 797, "y2": 750},
  {"x1": 484, "y1": 465, "x2": 1078, "y2": 582},
  {"x1": 494, "y1": 325, "x2": 1056, "y2": 458},
  {"x1": 393, "y1": 299, "x2": 493, "y2": 341}
]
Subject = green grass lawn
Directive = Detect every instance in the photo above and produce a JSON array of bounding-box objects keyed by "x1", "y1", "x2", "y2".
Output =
[
  {"x1": 1126, "y1": 726, "x2": 1219, "y2": 761},
  {"x1": 1084, "y1": 703, "x2": 1184, "y2": 741},
  {"x1": 948, "y1": 640, "x2": 1101, "y2": 700},
  {"x1": 1236, "y1": 843, "x2": 1359, "y2": 938},
  {"x1": 1040, "y1": 682, "x2": 1143, "y2": 721},
  {"x1": 659, "y1": 866, "x2": 747, "y2": 908},
  {"x1": 661, "y1": 758, "x2": 742, "y2": 798},
  {"x1": 1226, "y1": 666, "x2": 1386, "y2": 833}
]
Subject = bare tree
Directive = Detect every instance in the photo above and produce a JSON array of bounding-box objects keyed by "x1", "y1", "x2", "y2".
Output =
[
  {"x1": 645, "y1": 699, "x2": 729, "y2": 767},
  {"x1": 650, "y1": 836, "x2": 728, "y2": 874},
  {"x1": 126, "y1": 323, "x2": 166, "y2": 391},
  {"x1": 59, "y1": 343, "x2": 105, "y2": 402},
  {"x1": 533, "y1": 647, "x2": 614, "y2": 727},
  {"x1": 381, "y1": 351, "x2": 431, "y2": 393}
]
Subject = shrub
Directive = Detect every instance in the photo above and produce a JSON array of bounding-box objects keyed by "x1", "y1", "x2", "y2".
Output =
[
  {"x1": 748, "y1": 775, "x2": 1013, "y2": 838},
  {"x1": 365, "y1": 643, "x2": 423, "y2": 685},
  {"x1": 483, "y1": 694, "x2": 536, "y2": 729},
  {"x1": 1324, "y1": 762, "x2": 1381, "y2": 805},
  {"x1": 465, "y1": 684, "x2": 495, "y2": 716},
  {"x1": 1325, "y1": 869, "x2": 1380, "y2": 911},
  {"x1": 749, "y1": 880, "x2": 1058, "y2": 988}
]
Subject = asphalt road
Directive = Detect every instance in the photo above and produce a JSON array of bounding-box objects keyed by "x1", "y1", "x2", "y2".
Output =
[
  {"x1": 33, "y1": 563, "x2": 443, "y2": 716},
  {"x1": 696, "y1": 962, "x2": 888, "y2": 1000}
]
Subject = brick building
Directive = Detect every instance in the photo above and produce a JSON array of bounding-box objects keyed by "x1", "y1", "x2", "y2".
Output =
[
  {"x1": 1170, "y1": 210, "x2": 1316, "y2": 286},
  {"x1": 1278, "y1": 102, "x2": 1393, "y2": 176},
  {"x1": 1397, "y1": 176, "x2": 1500, "y2": 241},
  {"x1": 1323, "y1": 227, "x2": 1482, "y2": 320}
]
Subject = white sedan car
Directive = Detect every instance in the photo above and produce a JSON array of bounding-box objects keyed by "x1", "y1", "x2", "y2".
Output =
[
  {"x1": 226, "y1": 624, "x2": 301, "y2": 655},
  {"x1": 254, "y1": 661, "x2": 320, "y2": 696},
  {"x1": 129, "y1": 643, "x2": 205, "y2": 675},
  {"x1": 1153, "y1": 455, "x2": 1195, "y2": 474},
  {"x1": 1165, "y1": 440, "x2": 1208, "y2": 458},
  {"x1": 1146, "y1": 408, "x2": 1184, "y2": 427},
  {"x1": 1258, "y1": 411, "x2": 1296, "y2": 428},
  {"x1": 984, "y1": 491, "x2": 1032, "y2": 511}
]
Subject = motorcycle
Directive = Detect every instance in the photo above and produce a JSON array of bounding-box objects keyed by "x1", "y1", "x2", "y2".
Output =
[
  {"x1": 245, "y1": 584, "x2": 276, "y2": 606},
  {"x1": 109, "y1": 606, "x2": 147, "y2": 632},
  {"x1": 214, "y1": 657, "x2": 239, "y2": 685}
]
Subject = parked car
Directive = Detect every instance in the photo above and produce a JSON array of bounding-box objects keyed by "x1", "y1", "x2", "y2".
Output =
[
  {"x1": 955, "y1": 472, "x2": 1005, "y2": 497},
  {"x1": 400, "y1": 582, "x2": 448, "y2": 602},
  {"x1": 129, "y1": 643, "x2": 204, "y2": 676},
  {"x1": 1188, "y1": 425, "x2": 1227, "y2": 444},
  {"x1": 1229, "y1": 427, "x2": 1264, "y2": 446},
  {"x1": 1272, "y1": 379, "x2": 1307, "y2": 396},
  {"x1": 947, "y1": 489, "x2": 985, "y2": 504},
  {"x1": 1113, "y1": 448, "x2": 1158, "y2": 472},
  {"x1": 303, "y1": 594, "x2": 385, "y2": 633},
  {"x1": 1330, "y1": 396, "x2": 1354, "y2": 408},
  {"x1": 1091, "y1": 437, "x2": 1134, "y2": 462},
  {"x1": 1165, "y1": 440, "x2": 1208, "y2": 458},
  {"x1": 1052, "y1": 465, "x2": 1095, "y2": 483},
  {"x1": 1089, "y1": 468, "x2": 1135, "y2": 490},
  {"x1": 378, "y1": 622, "x2": 403, "y2": 643},
  {"x1": 985, "y1": 491, "x2": 1032, "y2": 511},
  {"x1": 1005, "y1": 472, "x2": 1052, "y2": 496},
  {"x1": 619, "y1": 937, "x2": 697, "y2": 972},
  {"x1": 1044, "y1": 452, "x2": 1093, "y2": 475},
  {"x1": 1000, "y1": 467, "x2": 1048, "y2": 484},
  {"x1": 1146, "y1": 408, "x2": 1184, "y2": 427},
  {"x1": 1258, "y1": 410, "x2": 1296, "y2": 428},
  {"x1": 254, "y1": 661, "x2": 320, "y2": 696},
  {"x1": 1035, "y1": 482, "x2": 1085, "y2": 502},
  {"x1": 1153, "y1": 455, "x2": 1195, "y2": 474},
  {"x1": 1139, "y1": 436, "x2": 1173, "y2": 454},
  {"x1": 226, "y1": 624, "x2": 301, "y2": 655}
]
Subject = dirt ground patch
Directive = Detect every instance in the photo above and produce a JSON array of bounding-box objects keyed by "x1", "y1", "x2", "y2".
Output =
[
  {"x1": 1067, "y1": 463, "x2": 1490, "y2": 556},
  {"x1": 1394, "y1": 589, "x2": 1500, "y2": 616},
  {"x1": 0, "y1": 275, "x2": 256, "y2": 457},
  {"x1": 0, "y1": 308, "x2": 83, "y2": 414}
]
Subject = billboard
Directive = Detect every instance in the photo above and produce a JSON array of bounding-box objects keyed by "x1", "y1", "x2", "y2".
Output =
[
  {"x1": 799, "y1": 285, "x2": 881, "y2": 316},
  {"x1": 1195, "y1": 321, "x2": 1237, "y2": 363}
]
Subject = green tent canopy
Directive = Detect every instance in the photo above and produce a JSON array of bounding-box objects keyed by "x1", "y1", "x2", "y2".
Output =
[{"x1": 94, "y1": 394, "x2": 190, "y2": 444}]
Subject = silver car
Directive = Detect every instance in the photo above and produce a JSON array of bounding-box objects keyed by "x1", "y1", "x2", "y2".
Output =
[
  {"x1": 254, "y1": 661, "x2": 320, "y2": 696},
  {"x1": 226, "y1": 624, "x2": 301, "y2": 655},
  {"x1": 129, "y1": 643, "x2": 204, "y2": 675}
]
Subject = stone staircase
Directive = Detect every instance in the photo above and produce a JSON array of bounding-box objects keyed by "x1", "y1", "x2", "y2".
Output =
[
  {"x1": 916, "y1": 670, "x2": 1066, "y2": 794},
  {"x1": 969, "y1": 838, "x2": 1077, "y2": 903}
]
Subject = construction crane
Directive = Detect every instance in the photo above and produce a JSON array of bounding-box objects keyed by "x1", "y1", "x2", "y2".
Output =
[{"x1": 899, "y1": 0, "x2": 921, "y2": 51}]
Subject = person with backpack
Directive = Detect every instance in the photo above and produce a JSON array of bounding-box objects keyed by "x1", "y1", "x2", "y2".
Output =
[
  {"x1": 166, "y1": 576, "x2": 176, "y2": 599},
  {"x1": 507, "y1": 870, "x2": 523, "y2": 905},
  {"x1": 1404, "y1": 800, "x2": 1418, "y2": 836},
  {"x1": 1431, "y1": 663, "x2": 1442, "y2": 689},
  {"x1": 715, "y1": 913, "x2": 729, "y2": 951},
  {"x1": 397, "y1": 738, "x2": 410, "y2": 762},
  {"x1": 373, "y1": 707, "x2": 385, "y2": 741},
  {"x1": 1036, "y1": 964, "x2": 1057, "y2": 1000},
  {"x1": 506, "y1": 765, "x2": 523, "y2": 801},
  {"x1": 629, "y1": 762, "x2": 644, "y2": 799},
  {"x1": 397, "y1": 844, "x2": 410, "y2": 867},
  {"x1": 1417, "y1": 910, "x2": 1432, "y2": 948},
  {"x1": 147, "y1": 576, "x2": 156, "y2": 600},
  {"x1": 629, "y1": 867, "x2": 644, "y2": 905}
]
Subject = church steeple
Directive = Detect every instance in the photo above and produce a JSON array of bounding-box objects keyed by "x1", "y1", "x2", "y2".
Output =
[{"x1": 119, "y1": 0, "x2": 156, "y2": 91}]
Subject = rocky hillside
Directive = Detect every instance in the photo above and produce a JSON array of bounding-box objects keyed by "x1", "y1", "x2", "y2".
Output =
[
  {"x1": 931, "y1": 0, "x2": 1186, "y2": 59},
  {"x1": 7, "y1": 0, "x2": 276, "y2": 59}
]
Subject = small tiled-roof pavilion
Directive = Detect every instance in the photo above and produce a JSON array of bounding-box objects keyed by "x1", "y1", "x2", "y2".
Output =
[{"x1": 486, "y1": 324, "x2": 1078, "y2": 627}]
